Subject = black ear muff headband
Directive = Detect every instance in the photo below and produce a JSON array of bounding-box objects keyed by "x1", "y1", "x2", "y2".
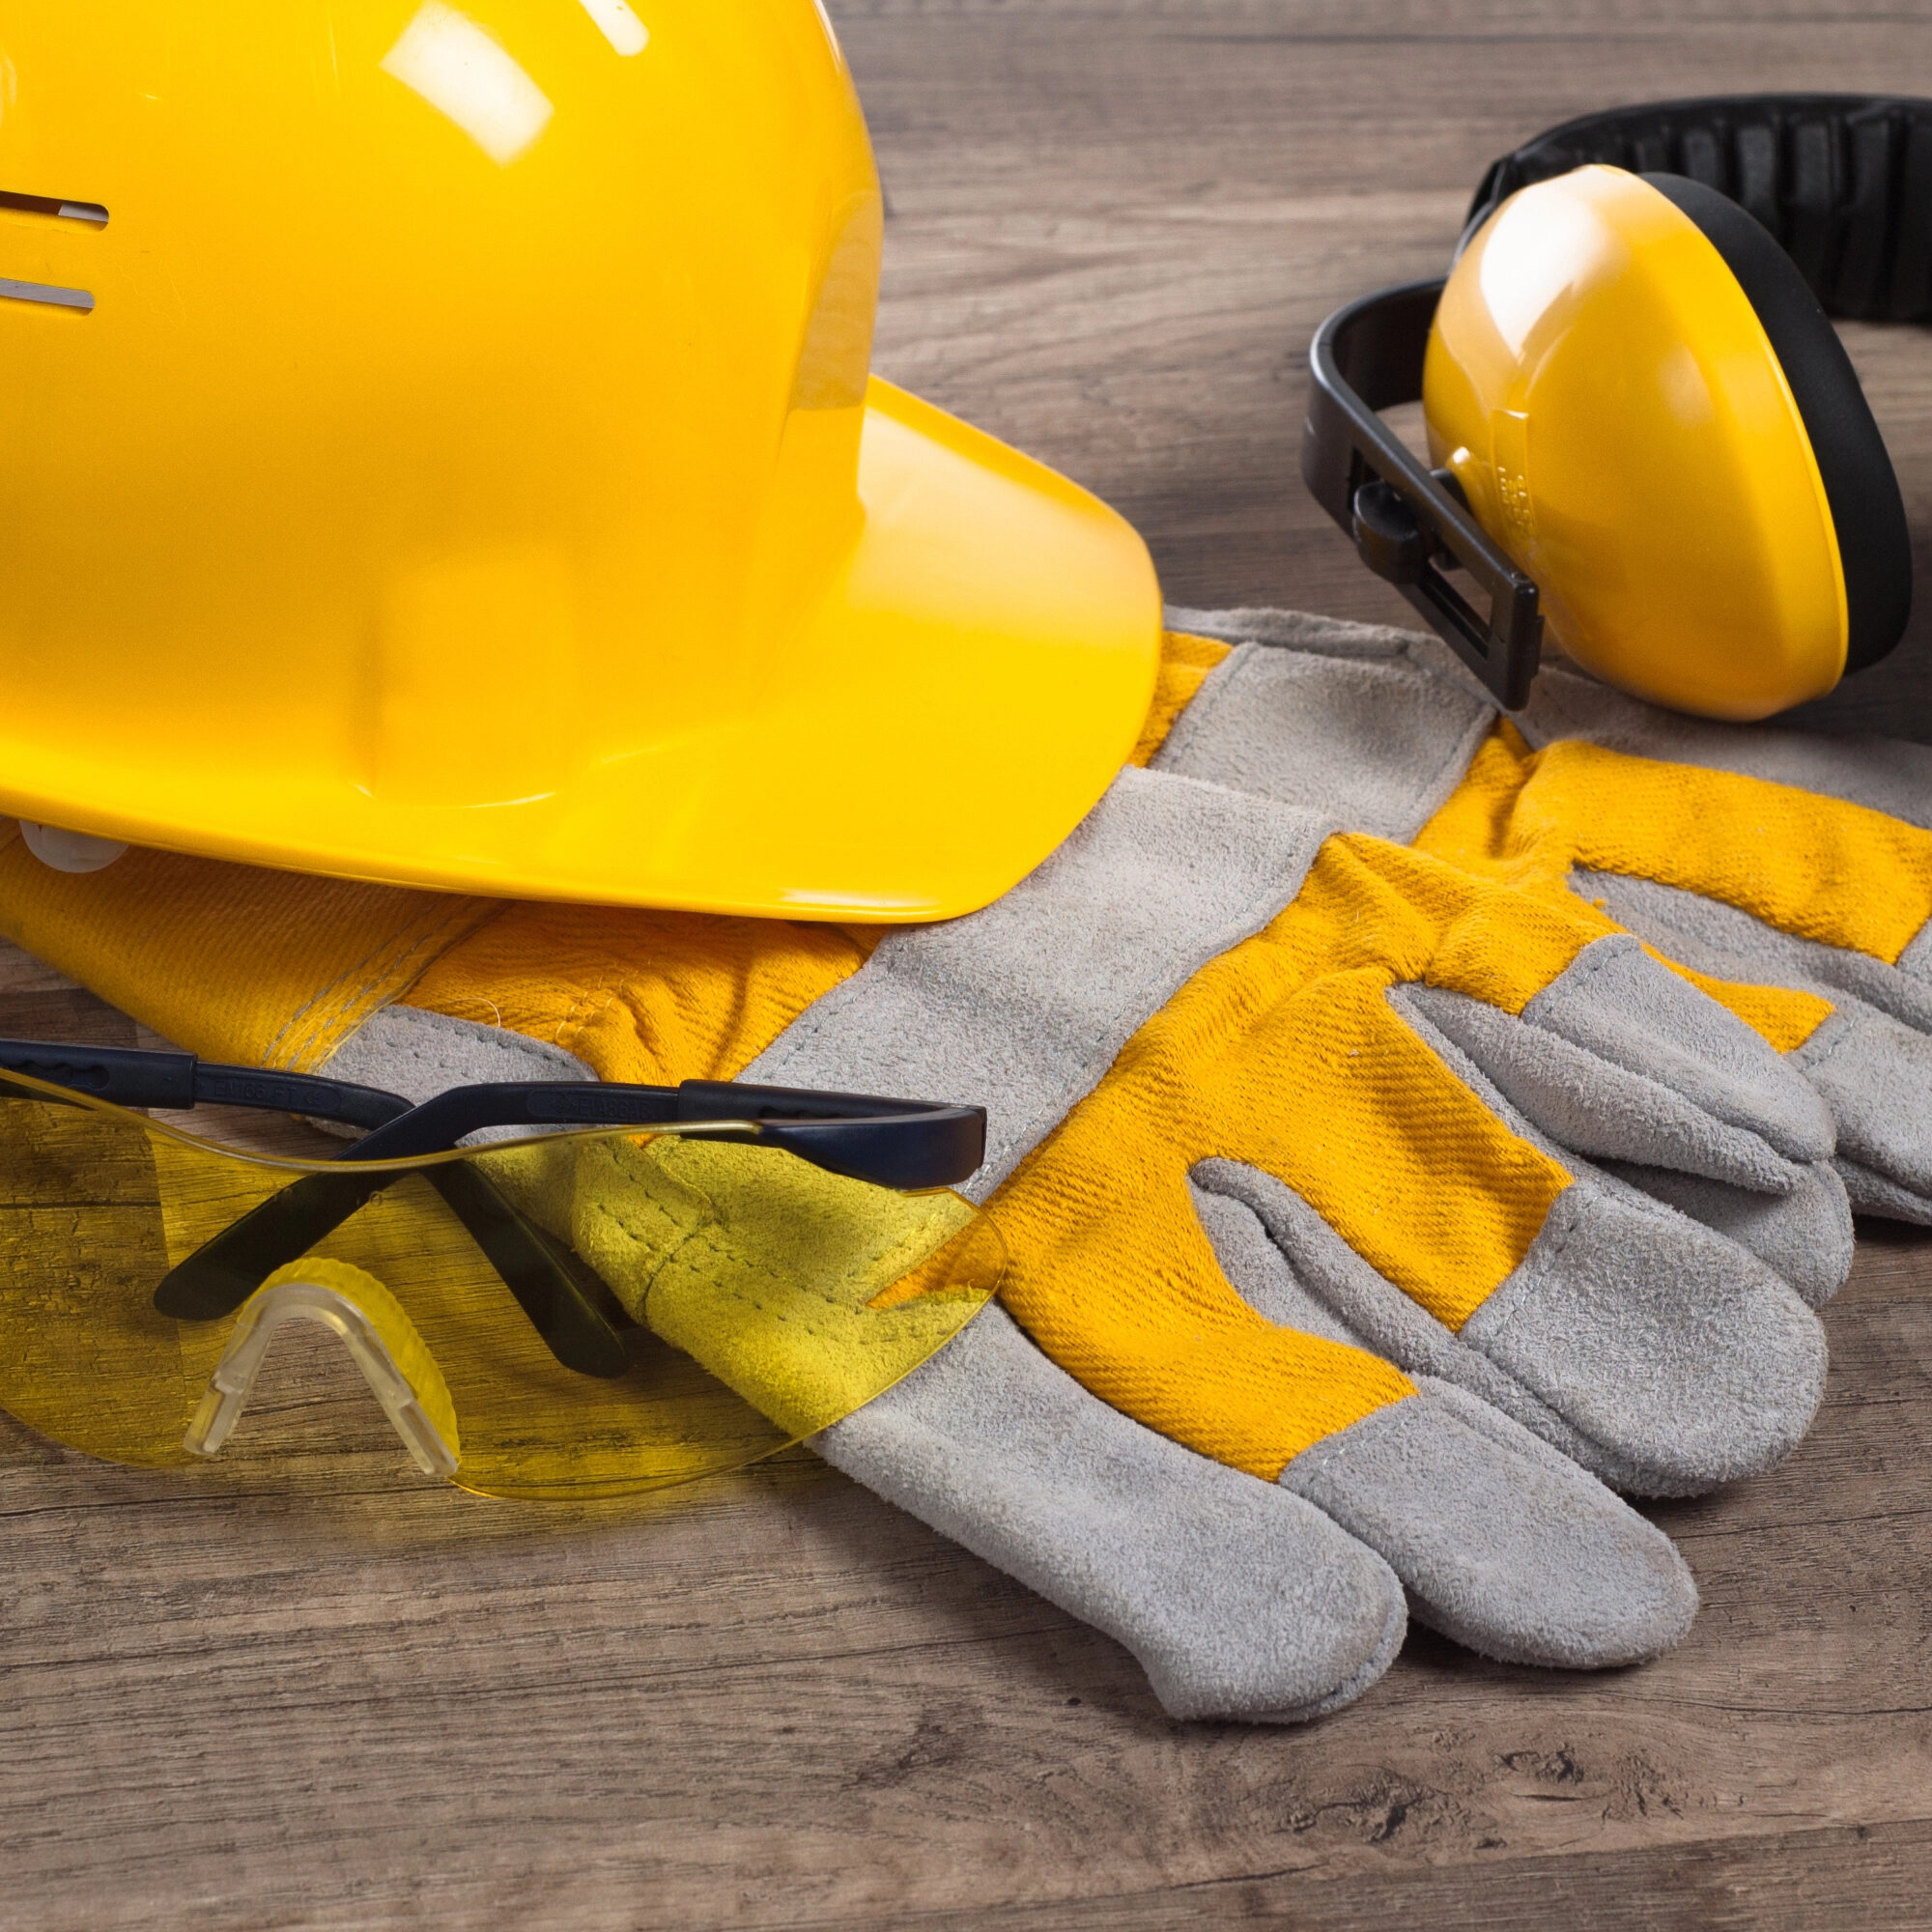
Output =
[{"x1": 1303, "y1": 94, "x2": 1928, "y2": 706}]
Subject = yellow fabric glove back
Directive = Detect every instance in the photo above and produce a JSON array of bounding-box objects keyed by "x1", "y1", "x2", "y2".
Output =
[
  {"x1": 0, "y1": 821, "x2": 500, "y2": 1070},
  {"x1": 986, "y1": 832, "x2": 1601, "y2": 1477}
]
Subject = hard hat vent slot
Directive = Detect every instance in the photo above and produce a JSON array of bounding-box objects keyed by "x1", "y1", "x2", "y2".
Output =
[
  {"x1": 0, "y1": 191, "x2": 105, "y2": 311},
  {"x1": 0, "y1": 278, "x2": 93, "y2": 314},
  {"x1": 0, "y1": 191, "x2": 108, "y2": 227}
]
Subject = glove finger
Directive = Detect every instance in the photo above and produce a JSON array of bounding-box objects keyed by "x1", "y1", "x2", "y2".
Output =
[
  {"x1": 1834, "y1": 1155, "x2": 1932, "y2": 1222},
  {"x1": 813, "y1": 1303, "x2": 1407, "y2": 1724},
  {"x1": 1391, "y1": 999, "x2": 1831, "y2": 1489},
  {"x1": 1602, "y1": 1157, "x2": 1854, "y2": 1309},
  {"x1": 1401, "y1": 933, "x2": 1834, "y2": 1186},
  {"x1": 1283, "y1": 1379, "x2": 1696, "y2": 1667},
  {"x1": 1574, "y1": 870, "x2": 1932, "y2": 1216},
  {"x1": 1426, "y1": 1174, "x2": 1826, "y2": 1495},
  {"x1": 1200, "y1": 1188, "x2": 1698, "y2": 1666},
  {"x1": 1580, "y1": 868, "x2": 1932, "y2": 1034},
  {"x1": 1794, "y1": 1000, "x2": 1932, "y2": 1216},
  {"x1": 1196, "y1": 1154, "x2": 1827, "y2": 1497}
]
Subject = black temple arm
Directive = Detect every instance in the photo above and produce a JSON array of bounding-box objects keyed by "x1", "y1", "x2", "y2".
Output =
[
  {"x1": 677, "y1": 1081, "x2": 986, "y2": 1190},
  {"x1": 154, "y1": 1167, "x2": 396, "y2": 1321},
  {"x1": 193, "y1": 1060, "x2": 412, "y2": 1129},
  {"x1": 0, "y1": 1036, "x2": 412, "y2": 1129},
  {"x1": 347, "y1": 1080, "x2": 679, "y2": 1160},
  {"x1": 346, "y1": 1078, "x2": 987, "y2": 1189},
  {"x1": 0, "y1": 1035, "x2": 983, "y2": 1366},
  {"x1": 1301, "y1": 281, "x2": 1543, "y2": 708},
  {"x1": 0, "y1": 1037, "x2": 198, "y2": 1110}
]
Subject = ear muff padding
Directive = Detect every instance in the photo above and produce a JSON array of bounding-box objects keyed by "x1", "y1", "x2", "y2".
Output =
[{"x1": 1644, "y1": 172, "x2": 1912, "y2": 673}]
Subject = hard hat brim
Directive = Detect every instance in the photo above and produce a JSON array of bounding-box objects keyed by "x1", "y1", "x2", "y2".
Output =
[{"x1": 0, "y1": 378, "x2": 1161, "y2": 922}]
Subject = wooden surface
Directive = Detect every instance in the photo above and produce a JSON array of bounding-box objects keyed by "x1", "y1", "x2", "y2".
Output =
[{"x1": 10, "y1": 4, "x2": 1932, "y2": 1926}]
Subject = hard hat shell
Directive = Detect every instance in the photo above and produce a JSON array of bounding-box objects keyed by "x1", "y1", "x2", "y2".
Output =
[
  {"x1": 1424, "y1": 164, "x2": 1851, "y2": 721},
  {"x1": 0, "y1": 1, "x2": 1160, "y2": 919}
]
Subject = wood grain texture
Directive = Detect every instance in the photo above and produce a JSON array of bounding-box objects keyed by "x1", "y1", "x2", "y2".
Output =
[{"x1": 8, "y1": 4, "x2": 1932, "y2": 1927}]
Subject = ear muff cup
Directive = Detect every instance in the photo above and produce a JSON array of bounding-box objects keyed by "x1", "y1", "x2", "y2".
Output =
[{"x1": 1643, "y1": 172, "x2": 1913, "y2": 674}]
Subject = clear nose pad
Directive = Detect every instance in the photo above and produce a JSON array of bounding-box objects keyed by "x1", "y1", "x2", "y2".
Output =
[{"x1": 185, "y1": 1261, "x2": 461, "y2": 1479}]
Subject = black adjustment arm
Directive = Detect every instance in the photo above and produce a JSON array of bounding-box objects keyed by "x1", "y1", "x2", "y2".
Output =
[
  {"x1": 1301, "y1": 280, "x2": 1543, "y2": 708},
  {"x1": 152, "y1": 1159, "x2": 632, "y2": 1378}
]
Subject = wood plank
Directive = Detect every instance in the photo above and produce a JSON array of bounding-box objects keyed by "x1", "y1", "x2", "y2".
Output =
[
  {"x1": 7, "y1": 2, "x2": 1932, "y2": 1926},
  {"x1": 872, "y1": 1820, "x2": 1932, "y2": 1930}
]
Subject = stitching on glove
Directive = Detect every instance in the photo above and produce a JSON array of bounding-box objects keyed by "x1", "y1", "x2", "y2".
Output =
[
  {"x1": 586, "y1": 1194, "x2": 918, "y2": 1344},
  {"x1": 554, "y1": 984, "x2": 627, "y2": 1061},
  {"x1": 1471, "y1": 1189, "x2": 1582, "y2": 1353},
  {"x1": 1790, "y1": 1007, "x2": 1859, "y2": 1076},
  {"x1": 268, "y1": 899, "x2": 500, "y2": 1070}
]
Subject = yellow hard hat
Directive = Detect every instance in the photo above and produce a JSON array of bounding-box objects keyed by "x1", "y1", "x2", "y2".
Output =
[{"x1": 0, "y1": 1, "x2": 1160, "y2": 920}]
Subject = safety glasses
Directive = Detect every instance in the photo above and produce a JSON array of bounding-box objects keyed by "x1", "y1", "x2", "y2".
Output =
[{"x1": 0, "y1": 1037, "x2": 1001, "y2": 1498}]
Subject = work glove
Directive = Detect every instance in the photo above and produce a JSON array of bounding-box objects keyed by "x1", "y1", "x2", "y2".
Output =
[
  {"x1": 1164, "y1": 604, "x2": 1932, "y2": 1271},
  {"x1": 0, "y1": 650, "x2": 1836, "y2": 1721}
]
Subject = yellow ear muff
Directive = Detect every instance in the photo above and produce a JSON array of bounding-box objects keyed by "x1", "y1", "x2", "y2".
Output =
[
  {"x1": 1423, "y1": 163, "x2": 1908, "y2": 720},
  {"x1": 1648, "y1": 170, "x2": 1912, "y2": 680}
]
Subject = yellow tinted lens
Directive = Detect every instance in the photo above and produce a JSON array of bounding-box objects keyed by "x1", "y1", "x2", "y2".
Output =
[
  {"x1": 0, "y1": 1089, "x2": 231, "y2": 1464},
  {"x1": 0, "y1": 1075, "x2": 1002, "y2": 1498}
]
